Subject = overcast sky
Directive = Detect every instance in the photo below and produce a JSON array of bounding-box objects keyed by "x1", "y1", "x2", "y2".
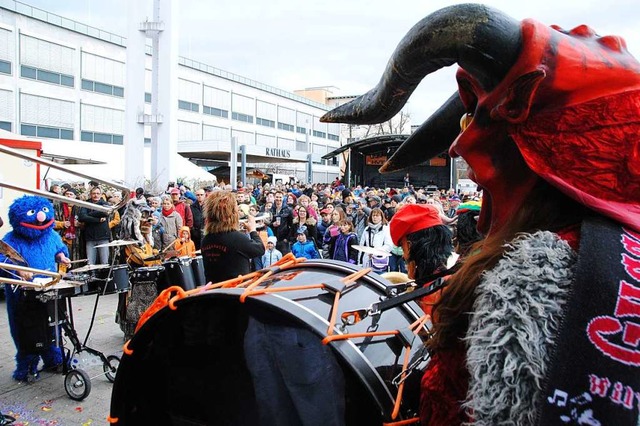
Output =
[{"x1": 19, "y1": 0, "x2": 640, "y2": 123}]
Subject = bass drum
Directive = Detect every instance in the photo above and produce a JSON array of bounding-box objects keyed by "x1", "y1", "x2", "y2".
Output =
[{"x1": 109, "y1": 260, "x2": 428, "y2": 425}]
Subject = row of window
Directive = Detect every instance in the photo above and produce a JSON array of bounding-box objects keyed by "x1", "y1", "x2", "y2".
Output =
[
  {"x1": 256, "y1": 117, "x2": 275, "y2": 128},
  {"x1": 232, "y1": 112, "x2": 253, "y2": 123},
  {"x1": 21, "y1": 65, "x2": 74, "y2": 87},
  {"x1": 20, "y1": 64, "x2": 127, "y2": 101},
  {"x1": 21, "y1": 124, "x2": 73, "y2": 140},
  {"x1": 82, "y1": 79, "x2": 124, "y2": 97},
  {"x1": 178, "y1": 100, "x2": 200, "y2": 113},
  {"x1": 203, "y1": 105, "x2": 228, "y2": 118},
  {"x1": 81, "y1": 131, "x2": 124, "y2": 145}
]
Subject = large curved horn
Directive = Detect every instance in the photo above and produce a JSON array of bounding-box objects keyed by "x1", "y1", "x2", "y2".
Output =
[
  {"x1": 321, "y1": 3, "x2": 521, "y2": 124},
  {"x1": 380, "y1": 93, "x2": 464, "y2": 173}
]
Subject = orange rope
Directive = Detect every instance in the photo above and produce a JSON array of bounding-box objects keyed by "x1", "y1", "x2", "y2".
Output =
[
  {"x1": 343, "y1": 267, "x2": 371, "y2": 284},
  {"x1": 134, "y1": 286, "x2": 184, "y2": 332},
  {"x1": 106, "y1": 415, "x2": 119, "y2": 424},
  {"x1": 326, "y1": 291, "x2": 342, "y2": 336},
  {"x1": 409, "y1": 314, "x2": 431, "y2": 335},
  {"x1": 382, "y1": 417, "x2": 420, "y2": 425},
  {"x1": 322, "y1": 330, "x2": 399, "y2": 345},
  {"x1": 239, "y1": 270, "x2": 275, "y2": 302},
  {"x1": 391, "y1": 346, "x2": 412, "y2": 420},
  {"x1": 122, "y1": 340, "x2": 133, "y2": 356}
]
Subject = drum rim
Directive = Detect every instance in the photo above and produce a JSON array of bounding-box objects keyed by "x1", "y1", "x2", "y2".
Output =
[{"x1": 114, "y1": 260, "x2": 426, "y2": 422}]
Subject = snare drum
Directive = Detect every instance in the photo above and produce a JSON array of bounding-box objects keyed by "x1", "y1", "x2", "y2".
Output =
[
  {"x1": 162, "y1": 257, "x2": 195, "y2": 291},
  {"x1": 190, "y1": 255, "x2": 206, "y2": 287},
  {"x1": 102, "y1": 265, "x2": 130, "y2": 295},
  {"x1": 110, "y1": 260, "x2": 427, "y2": 425}
]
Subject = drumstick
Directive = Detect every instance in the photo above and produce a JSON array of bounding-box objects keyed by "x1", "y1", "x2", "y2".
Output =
[
  {"x1": 68, "y1": 259, "x2": 88, "y2": 264},
  {"x1": 160, "y1": 240, "x2": 178, "y2": 254}
]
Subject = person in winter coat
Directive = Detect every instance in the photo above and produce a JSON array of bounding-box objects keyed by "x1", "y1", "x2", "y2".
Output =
[
  {"x1": 359, "y1": 208, "x2": 394, "y2": 273},
  {"x1": 290, "y1": 205, "x2": 318, "y2": 248},
  {"x1": 261, "y1": 236, "x2": 283, "y2": 267},
  {"x1": 326, "y1": 219, "x2": 358, "y2": 264},
  {"x1": 290, "y1": 226, "x2": 319, "y2": 260},
  {"x1": 270, "y1": 191, "x2": 293, "y2": 255},
  {"x1": 174, "y1": 226, "x2": 196, "y2": 257},
  {"x1": 78, "y1": 186, "x2": 111, "y2": 265},
  {"x1": 159, "y1": 195, "x2": 183, "y2": 251}
]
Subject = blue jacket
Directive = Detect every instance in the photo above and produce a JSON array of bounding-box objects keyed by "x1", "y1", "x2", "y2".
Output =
[{"x1": 291, "y1": 240, "x2": 319, "y2": 260}]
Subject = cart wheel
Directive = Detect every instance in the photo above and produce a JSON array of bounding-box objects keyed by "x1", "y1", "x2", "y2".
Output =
[
  {"x1": 64, "y1": 368, "x2": 92, "y2": 401},
  {"x1": 103, "y1": 355, "x2": 120, "y2": 383}
]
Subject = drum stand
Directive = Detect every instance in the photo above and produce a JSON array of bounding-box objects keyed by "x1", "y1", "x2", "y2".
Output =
[
  {"x1": 47, "y1": 290, "x2": 120, "y2": 400},
  {"x1": 46, "y1": 253, "x2": 123, "y2": 400}
]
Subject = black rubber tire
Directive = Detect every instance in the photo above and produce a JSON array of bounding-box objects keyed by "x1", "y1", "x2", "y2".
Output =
[
  {"x1": 103, "y1": 355, "x2": 120, "y2": 383},
  {"x1": 64, "y1": 368, "x2": 92, "y2": 401}
]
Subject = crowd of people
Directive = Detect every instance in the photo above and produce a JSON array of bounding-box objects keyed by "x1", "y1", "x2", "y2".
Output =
[{"x1": 47, "y1": 178, "x2": 480, "y2": 279}]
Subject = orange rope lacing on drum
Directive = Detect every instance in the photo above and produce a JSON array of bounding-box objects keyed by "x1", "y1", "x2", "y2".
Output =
[
  {"x1": 382, "y1": 417, "x2": 420, "y2": 425},
  {"x1": 121, "y1": 254, "x2": 306, "y2": 356}
]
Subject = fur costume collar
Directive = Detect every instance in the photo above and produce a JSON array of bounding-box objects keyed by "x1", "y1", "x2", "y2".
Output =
[{"x1": 463, "y1": 231, "x2": 577, "y2": 425}]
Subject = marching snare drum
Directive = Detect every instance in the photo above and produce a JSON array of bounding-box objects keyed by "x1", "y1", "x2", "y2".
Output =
[
  {"x1": 162, "y1": 257, "x2": 196, "y2": 292},
  {"x1": 110, "y1": 259, "x2": 427, "y2": 425},
  {"x1": 190, "y1": 255, "x2": 206, "y2": 287}
]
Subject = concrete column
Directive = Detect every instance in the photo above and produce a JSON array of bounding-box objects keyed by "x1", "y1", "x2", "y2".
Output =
[
  {"x1": 125, "y1": 0, "x2": 147, "y2": 189},
  {"x1": 151, "y1": 0, "x2": 180, "y2": 192}
]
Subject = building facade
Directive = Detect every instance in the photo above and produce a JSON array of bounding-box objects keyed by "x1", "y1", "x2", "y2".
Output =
[{"x1": 0, "y1": 1, "x2": 341, "y2": 187}]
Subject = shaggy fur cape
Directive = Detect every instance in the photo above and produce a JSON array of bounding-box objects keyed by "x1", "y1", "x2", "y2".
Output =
[{"x1": 464, "y1": 231, "x2": 577, "y2": 425}]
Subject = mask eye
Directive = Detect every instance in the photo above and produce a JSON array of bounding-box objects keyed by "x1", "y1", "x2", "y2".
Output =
[
  {"x1": 460, "y1": 113, "x2": 473, "y2": 132},
  {"x1": 27, "y1": 209, "x2": 36, "y2": 216},
  {"x1": 42, "y1": 207, "x2": 50, "y2": 213}
]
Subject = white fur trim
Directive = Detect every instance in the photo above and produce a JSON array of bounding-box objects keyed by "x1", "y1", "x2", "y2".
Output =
[{"x1": 463, "y1": 231, "x2": 577, "y2": 425}]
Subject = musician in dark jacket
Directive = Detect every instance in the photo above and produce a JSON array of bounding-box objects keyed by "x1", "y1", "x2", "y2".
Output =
[
  {"x1": 78, "y1": 186, "x2": 111, "y2": 265},
  {"x1": 201, "y1": 191, "x2": 264, "y2": 283}
]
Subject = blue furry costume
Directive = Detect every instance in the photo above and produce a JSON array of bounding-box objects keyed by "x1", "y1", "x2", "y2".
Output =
[{"x1": 2, "y1": 196, "x2": 68, "y2": 381}]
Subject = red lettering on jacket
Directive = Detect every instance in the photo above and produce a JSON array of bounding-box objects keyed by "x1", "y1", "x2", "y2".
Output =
[
  {"x1": 615, "y1": 281, "x2": 640, "y2": 318},
  {"x1": 621, "y1": 234, "x2": 640, "y2": 257},
  {"x1": 588, "y1": 316, "x2": 640, "y2": 366},
  {"x1": 589, "y1": 374, "x2": 611, "y2": 397},
  {"x1": 621, "y1": 254, "x2": 640, "y2": 283}
]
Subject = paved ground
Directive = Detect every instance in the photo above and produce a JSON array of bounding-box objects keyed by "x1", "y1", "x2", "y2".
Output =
[{"x1": 0, "y1": 291, "x2": 124, "y2": 425}]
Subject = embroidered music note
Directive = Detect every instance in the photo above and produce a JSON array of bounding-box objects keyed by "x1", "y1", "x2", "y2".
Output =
[{"x1": 548, "y1": 389, "x2": 568, "y2": 407}]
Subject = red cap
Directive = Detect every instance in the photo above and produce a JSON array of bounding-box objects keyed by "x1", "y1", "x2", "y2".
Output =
[
  {"x1": 390, "y1": 204, "x2": 443, "y2": 245},
  {"x1": 170, "y1": 188, "x2": 181, "y2": 195}
]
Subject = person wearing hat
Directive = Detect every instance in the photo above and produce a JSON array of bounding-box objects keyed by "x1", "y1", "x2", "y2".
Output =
[
  {"x1": 290, "y1": 225, "x2": 319, "y2": 260},
  {"x1": 446, "y1": 195, "x2": 461, "y2": 218},
  {"x1": 170, "y1": 187, "x2": 194, "y2": 229},
  {"x1": 367, "y1": 195, "x2": 381, "y2": 209},
  {"x1": 454, "y1": 201, "x2": 484, "y2": 257},
  {"x1": 389, "y1": 203, "x2": 454, "y2": 314},
  {"x1": 261, "y1": 236, "x2": 282, "y2": 268}
]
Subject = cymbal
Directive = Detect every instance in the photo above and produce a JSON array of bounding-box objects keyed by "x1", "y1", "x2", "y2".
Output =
[
  {"x1": 352, "y1": 245, "x2": 391, "y2": 257},
  {"x1": 95, "y1": 240, "x2": 139, "y2": 248},
  {"x1": 71, "y1": 264, "x2": 110, "y2": 273},
  {"x1": 0, "y1": 240, "x2": 28, "y2": 266}
]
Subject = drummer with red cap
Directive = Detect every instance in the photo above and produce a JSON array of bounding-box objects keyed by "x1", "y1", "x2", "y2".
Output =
[{"x1": 389, "y1": 204, "x2": 454, "y2": 314}]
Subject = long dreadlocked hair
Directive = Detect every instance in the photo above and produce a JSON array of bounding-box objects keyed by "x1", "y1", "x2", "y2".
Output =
[{"x1": 203, "y1": 191, "x2": 239, "y2": 235}]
